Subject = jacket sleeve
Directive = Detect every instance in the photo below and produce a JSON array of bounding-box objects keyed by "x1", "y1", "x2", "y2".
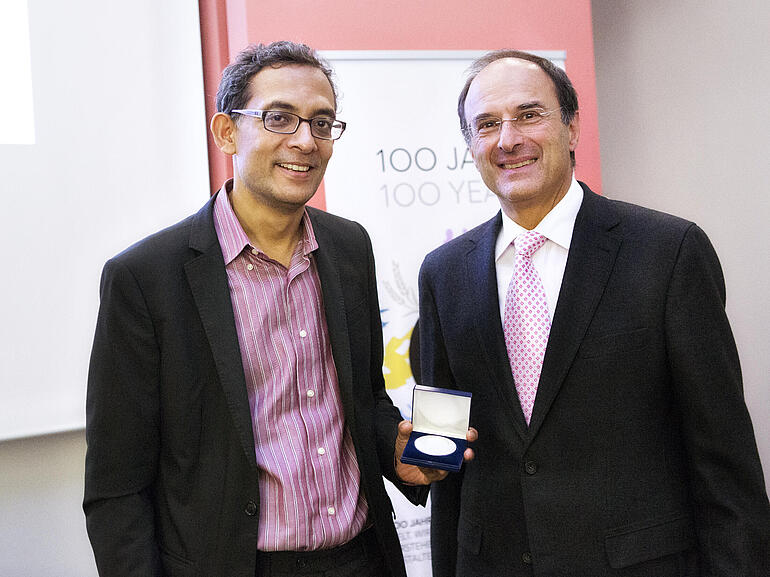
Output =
[
  {"x1": 83, "y1": 258, "x2": 162, "y2": 576},
  {"x1": 665, "y1": 224, "x2": 770, "y2": 575},
  {"x1": 417, "y1": 256, "x2": 457, "y2": 391},
  {"x1": 357, "y1": 223, "x2": 428, "y2": 506},
  {"x1": 418, "y1": 256, "x2": 462, "y2": 576}
]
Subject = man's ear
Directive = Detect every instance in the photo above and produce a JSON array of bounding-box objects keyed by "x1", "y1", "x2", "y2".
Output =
[
  {"x1": 210, "y1": 112, "x2": 237, "y2": 155},
  {"x1": 568, "y1": 110, "x2": 580, "y2": 152}
]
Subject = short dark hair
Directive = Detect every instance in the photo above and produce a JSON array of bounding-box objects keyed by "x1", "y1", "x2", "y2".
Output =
[
  {"x1": 458, "y1": 50, "x2": 578, "y2": 164},
  {"x1": 216, "y1": 41, "x2": 338, "y2": 119}
]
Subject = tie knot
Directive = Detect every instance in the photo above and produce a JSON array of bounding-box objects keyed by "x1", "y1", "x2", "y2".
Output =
[{"x1": 514, "y1": 231, "x2": 547, "y2": 259}]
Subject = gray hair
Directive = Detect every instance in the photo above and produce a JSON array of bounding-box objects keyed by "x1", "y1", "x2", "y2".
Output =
[{"x1": 216, "y1": 41, "x2": 338, "y2": 118}]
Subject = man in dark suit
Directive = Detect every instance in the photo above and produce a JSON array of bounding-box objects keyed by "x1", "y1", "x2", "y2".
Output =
[
  {"x1": 84, "y1": 41, "x2": 444, "y2": 577},
  {"x1": 419, "y1": 49, "x2": 769, "y2": 576}
]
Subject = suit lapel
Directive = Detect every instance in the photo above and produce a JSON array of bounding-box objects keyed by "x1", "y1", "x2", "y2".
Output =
[
  {"x1": 466, "y1": 213, "x2": 530, "y2": 441},
  {"x1": 184, "y1": 195, "x2": 257, "y2": 472},
  {"x1": 527, "y1": 185, "x2": 622, "y2": 436},
  {"x1": 307, "y1": 213, "x2": 356, "y2": 430}
]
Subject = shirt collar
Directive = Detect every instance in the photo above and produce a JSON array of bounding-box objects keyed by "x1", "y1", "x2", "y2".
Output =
[
  {"x1": 213, "y1": 179, "x2": 319, "y2": 266},
  {"x1": 495, "y1": 177, "x2": 584, "y2": 261}
]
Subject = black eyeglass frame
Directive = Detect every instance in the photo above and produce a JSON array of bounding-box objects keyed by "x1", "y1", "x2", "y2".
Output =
[{"x1": 230, "y1": 109, "x2": 346, "y2": 141}]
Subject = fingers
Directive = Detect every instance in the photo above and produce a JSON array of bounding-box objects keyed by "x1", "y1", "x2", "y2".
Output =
[
  {"x1": 420, "y1": 467, "x2": 449, "y2": 483},
  {"x1": 463, "y1": 427, "x2": 477, "y2": 462}
]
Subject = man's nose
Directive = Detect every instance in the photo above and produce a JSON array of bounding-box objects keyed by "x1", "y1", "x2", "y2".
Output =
[
  {"x1": 287, "y1": 119, "x2": 318, "y2": 152},
  {"x1": 497, "y1": 119, "x2": 525, "y2": 152}
]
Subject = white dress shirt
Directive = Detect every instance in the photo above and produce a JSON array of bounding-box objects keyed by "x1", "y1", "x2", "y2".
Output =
[{"x1": 495, "y1": 177, "x2": 584, "y2": 325}]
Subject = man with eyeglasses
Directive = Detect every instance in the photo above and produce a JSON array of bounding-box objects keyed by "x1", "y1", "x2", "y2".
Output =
[
  {"x1": 83, "y1": 41, "x2": 461, "y2": 577},
  {"x1": 418, "y1": 50, "x2": 769, "y2": 576}
]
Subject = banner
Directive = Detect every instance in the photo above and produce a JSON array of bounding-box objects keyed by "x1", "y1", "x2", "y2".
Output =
[{"x1": 322, "y1": 50, "x2": 566, "y2": 576}]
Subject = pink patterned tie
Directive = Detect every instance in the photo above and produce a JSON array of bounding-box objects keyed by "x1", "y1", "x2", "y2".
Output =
[{"x1": 503, "y1": 231, "x2": 551, "y2": 425}]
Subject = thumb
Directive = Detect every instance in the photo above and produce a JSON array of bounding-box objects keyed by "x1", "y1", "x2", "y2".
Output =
[
  {"x1": 397, "y1": 419, "x2": 413, "y2": 441},
  {"x1": 395, "y1": 419, "x2": 413, "y2": 457}
]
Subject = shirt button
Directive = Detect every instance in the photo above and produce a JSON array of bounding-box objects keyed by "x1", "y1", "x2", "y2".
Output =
[
  {"x1": 306, "y1": 390, "x2": 315, "y2": 398},
  {"x1": 299, "y1": 329, "x2": 307, "y2": 338},
  {"x1": 522, "y1": 552, "x2": 532, "y2": 564},
  {"x1": 525, "y1": 461, "x2": 538, "y2": 475},
  {"x1": 244, "y1": 501, "x2": 257, "y2": 516},
  {"x1": 317, "y1": 447, "x2": 326, "y2": 456},
  {"x1": 246, "y1": 263, "x2": 254, "y2": 271},
  {"x1": 327, "y1": 506, "x2": 336, "y2": 516},
  {"x1": 251, "y1": 248, "x2": 258, "y2": 255}
]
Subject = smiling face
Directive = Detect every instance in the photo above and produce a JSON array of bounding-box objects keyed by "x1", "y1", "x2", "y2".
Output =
[
  {"x1": 229, "y1": 64, "x2": 336, "y2": 214},
  {"x1": 464, "y1": 58, "x2": 580, "y2": 227}
]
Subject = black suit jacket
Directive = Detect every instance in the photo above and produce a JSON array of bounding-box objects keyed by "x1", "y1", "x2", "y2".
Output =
[
  {"x1": 419, "y1": 184, "x2": 769, "y2": 577},
  {"x1": 84, "y1": 193, "x2": 415, "y2": 577}
]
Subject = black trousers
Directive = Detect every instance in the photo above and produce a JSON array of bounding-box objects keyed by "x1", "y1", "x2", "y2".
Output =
[{"x1": 256, "y1": 527, "x2": 388, "y2": 577}]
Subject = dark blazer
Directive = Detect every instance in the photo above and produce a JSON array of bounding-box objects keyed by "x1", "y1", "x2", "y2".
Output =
[
  {"x1": 84, "y1": 193, "x2": 414, "y2": 577},
  {"x1": 419, "y1": 184, "x2": 769, "y2": 577}
]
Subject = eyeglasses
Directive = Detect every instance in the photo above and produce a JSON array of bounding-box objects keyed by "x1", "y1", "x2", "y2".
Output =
[
  {"x1": 231, "y1": 109, "x2": 346, "y2": 141},
  {"x1": 467, "y1": 107, "x2": 562, "y2": 139}
]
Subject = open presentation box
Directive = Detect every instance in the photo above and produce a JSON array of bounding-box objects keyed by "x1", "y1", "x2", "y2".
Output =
[{"x1": 400, "y1": 385, "x2": 472, "y2": 472}]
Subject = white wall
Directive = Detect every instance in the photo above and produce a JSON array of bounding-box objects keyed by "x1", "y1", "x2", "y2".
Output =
[
  {"x1": 0, "y1": 432, "x2": 95, "y2": 576},
  {"x1": 592, "y1": 0, "x2": 770, "y2": 485},
  {"x1": 0, "y1": 0, "x2": 208, "y2": 441},
  {"x1": 0, "y1": 0, "x2": 207, "y2": 575}
]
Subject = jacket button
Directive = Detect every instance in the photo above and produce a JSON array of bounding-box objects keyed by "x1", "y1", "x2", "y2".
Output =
[
  {"x1": 522, "y1": 552, "x2": 532, "y2": 564},
  {"x1": 245, "y1": 500, "x2": 257, "y2": 516},
  {"x1": 525, "y1": 461, "x2": 538, "y2": 475}
]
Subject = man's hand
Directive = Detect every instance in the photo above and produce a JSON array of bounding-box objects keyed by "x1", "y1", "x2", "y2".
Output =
[{"x1": 394, "y1": 420, "x2": 477, "y2": 485}]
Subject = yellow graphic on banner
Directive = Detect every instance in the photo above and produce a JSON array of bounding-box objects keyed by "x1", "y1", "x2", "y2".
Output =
[{"x1": 384, "y1": 326, "x2": 414, "y2": 390}]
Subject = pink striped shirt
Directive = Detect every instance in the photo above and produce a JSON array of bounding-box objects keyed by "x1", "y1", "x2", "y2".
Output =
[{"x1": 213, "y1": 187, "x2": 368, "y2": 551}]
